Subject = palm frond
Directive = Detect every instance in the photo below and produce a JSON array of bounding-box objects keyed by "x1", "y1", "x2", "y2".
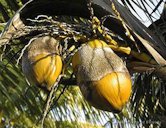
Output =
[{"x1": 0, "y1": 0, "x2": 165, "y2": 127}]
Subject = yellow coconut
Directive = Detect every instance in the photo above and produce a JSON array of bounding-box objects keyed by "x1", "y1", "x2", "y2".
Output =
[
  {"x1": 22, "y1": 36, "x2": 62, "y2": 91},
  {"x1": 72, "y1": 39, "x2": 131, "y2": 112}
]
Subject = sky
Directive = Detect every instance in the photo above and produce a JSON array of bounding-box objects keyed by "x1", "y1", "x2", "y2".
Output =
[{"x1": 118, "y1": 0, "x2": 166, "y2": 27}]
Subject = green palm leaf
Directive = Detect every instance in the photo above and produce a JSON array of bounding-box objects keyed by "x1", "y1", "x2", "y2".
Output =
[{"x1": 0, "y1": 0, "x2": 165, "y2": 127}]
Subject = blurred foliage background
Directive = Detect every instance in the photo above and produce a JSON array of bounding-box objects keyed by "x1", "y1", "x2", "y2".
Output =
[{"x1": 0, "y1": 0, "x2": 166, "y2": 128}]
